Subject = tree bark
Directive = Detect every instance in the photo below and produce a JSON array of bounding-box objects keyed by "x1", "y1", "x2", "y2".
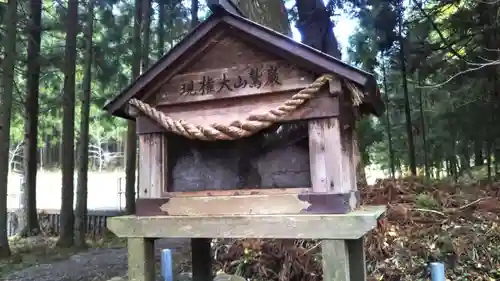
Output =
[
  {"x1": 382, "y1": 57, "x2": 396, "y2": 178},
  {"x1": 294, "y1": 0, "x2": 372, "y2": 182},
  {"x1": 417, "y1": 70, "x2": 429, "y2": 179},
  {"x1": 474, "y1": 140, "x2": 483, "y2": 166},
  {"x1": 141, "y1": 0, "x2": 152, "y2": 70},
  {"x1": 157, "y1": 0, "x2": 165, "y2": 57},
  {"x1": 296, "y1": 0, "x2": 340, "y2": 59},
  {"x1": 397, "y1": 1, "x2": 417, "y2": 176},
  {"x1": 125, "y1": 0, "x2": 143, "y2": 214},
  {"x1": 191, "y1": 0, "x2": 199, "y2": 28},
  {"x1": 237, "y1": 0, "x2": 291, "y2": 37},
  {"x1": 75, "y1": 0, "x2": 94, "y2": 248},
  {"x1": 20, "y1": 0, "x2": 42, "y2": 237},
  {"x1": 58, "y1": 0, "x2": 79, "y2": 248},
  {"x1": 0, "y1": 0, "x2": 17, "y2": 258}
]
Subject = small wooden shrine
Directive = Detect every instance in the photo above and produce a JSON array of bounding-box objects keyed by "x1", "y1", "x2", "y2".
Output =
[{"x1": 105, "y1": 4, "x2": 386, "y2": 281}]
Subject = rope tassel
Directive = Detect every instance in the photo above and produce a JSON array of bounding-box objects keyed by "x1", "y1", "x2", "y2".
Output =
[{"x1": 128, "y1": 74, "x2": 363, "y2": 141}]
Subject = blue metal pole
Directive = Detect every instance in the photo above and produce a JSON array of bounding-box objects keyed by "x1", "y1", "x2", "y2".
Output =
[
  {"x1": 160, "y1": 249, "x2": 173, "y2": 281},
  {"x1": 429, "y1": 262, "x2": 445, "y2": 281}
]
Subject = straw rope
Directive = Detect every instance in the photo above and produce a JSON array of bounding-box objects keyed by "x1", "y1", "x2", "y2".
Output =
[{"x1": 128, "y1": 74, "x2": 363, "y2": 141}]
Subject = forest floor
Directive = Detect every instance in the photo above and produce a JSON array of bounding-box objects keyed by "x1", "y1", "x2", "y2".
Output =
[
  {"x1": 204, "y1": 177, "x2": 500, "y2": 281},
  {"x1": 1, "y1": 236, "x2": 192, "y2": 281},
  {"x1": 0, "y1": 234, "x2": 127, "y2": 279},
  {"x1": 2, "y1": 177, "x2": 500, "y2": 281}
]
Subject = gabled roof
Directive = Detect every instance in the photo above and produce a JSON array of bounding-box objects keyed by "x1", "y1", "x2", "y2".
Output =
[{"x1": 103, "y1": 7, "x2": 384, "y2": 119}]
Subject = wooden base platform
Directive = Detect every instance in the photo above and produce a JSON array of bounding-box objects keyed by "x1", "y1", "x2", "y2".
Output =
[{"x1": 107, "y1": 205, "x2": 385, "y2": 281}]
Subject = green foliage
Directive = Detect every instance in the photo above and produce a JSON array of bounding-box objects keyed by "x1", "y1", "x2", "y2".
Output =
[
  {"x1": 6, "y1": 0, "x2": 192, "y2": 152},
  {"x1": 4, "y1": 0, "x2": 500, "y2": 177},
  {"x1": 415, "y1": 193, "x2": 439, "y2": 210},
  {"x1": 345, "y1": 0, "x2": 500, "y2": 179}
]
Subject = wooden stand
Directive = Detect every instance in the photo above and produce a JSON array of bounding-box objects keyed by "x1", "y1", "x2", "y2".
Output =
[{"x1": 108, "y1": 205, "x2": 384, "y2": 281}]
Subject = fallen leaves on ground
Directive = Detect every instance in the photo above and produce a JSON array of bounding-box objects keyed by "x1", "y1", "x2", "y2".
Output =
[{"x1": 210, "y1": 177, "x2": 500, "y2": 281}]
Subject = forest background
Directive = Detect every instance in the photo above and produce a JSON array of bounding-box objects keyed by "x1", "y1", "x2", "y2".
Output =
[{"x1": 0, "y1": 0, "x2": 499, "y2": 257}]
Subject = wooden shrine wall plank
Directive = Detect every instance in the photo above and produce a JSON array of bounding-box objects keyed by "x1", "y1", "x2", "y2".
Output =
[
  {"x1": 142, "y1": 90, "x2": 339, "y2": 130},
  {"x1": 159, "y1": 193, "x2": 311, "y2": 216},
  {"x1": 154, "y1": 60, "x2": 315, "y2": 106},
  {"x1": 180, "y1": 35, "x2": 276, "y2": 73},
  {"x1": 137, "y1": 133, "x2": 167, "y2": 198},
  {"x1": 307, "y1": 76, "x2": 358, "y2": 213},
  {"x1": 107, "y1": 205, "x2": 386, "y2": 239},
  {"x1": 163, "y1": 187, "x2": 311, "y2": 197},
  {"x1": 135, "y1": 191, "x2": 359, "y2": 216},
  {"x1": 141, "y1": 28, "x2": 227, "y2": 104}
]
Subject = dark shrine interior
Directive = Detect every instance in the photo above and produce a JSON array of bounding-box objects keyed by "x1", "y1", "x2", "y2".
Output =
[{"x1": 166, "y1": 120, "x2": 311, "y2": 192}]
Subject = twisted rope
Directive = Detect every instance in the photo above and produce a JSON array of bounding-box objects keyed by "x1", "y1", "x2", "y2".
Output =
[{"x1": 128, "y1": 74, "x2": 363, "y2": 141}]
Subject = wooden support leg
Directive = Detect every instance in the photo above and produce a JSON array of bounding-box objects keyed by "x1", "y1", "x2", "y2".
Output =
[
  {"x1": 321, "y1": 240, "x2": 350, "y2": 281},
  {"x1": 128, "y1": 237, "x2": 155, "y2": 281},
  {"x1": 347, "y1": 238, "x2": 367, "y2": 281},
  {"x1": 191, "y1": 238, "x2": 212, "y2": 281}
]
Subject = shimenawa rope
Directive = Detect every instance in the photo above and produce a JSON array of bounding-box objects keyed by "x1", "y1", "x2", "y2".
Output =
[{"x1": 128, "y1": 74, "x2": 362, "y2": 141}]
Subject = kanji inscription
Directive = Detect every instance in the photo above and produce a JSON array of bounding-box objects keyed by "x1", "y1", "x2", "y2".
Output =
[{"x1": 157, "y1": 60, "x2": 315, "y2": 106}]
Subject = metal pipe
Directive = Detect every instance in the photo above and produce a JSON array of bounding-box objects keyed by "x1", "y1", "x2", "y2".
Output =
[
  {"x1": 160, "y1": 248, "x2": 173, "y2": 281},
  {"x1": 429, "y1": 262, "x2": 445, "y2": 281}
]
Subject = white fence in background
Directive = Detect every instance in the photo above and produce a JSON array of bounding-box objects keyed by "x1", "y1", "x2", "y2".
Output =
[{"x1": 6, "y1": 171, "x2": 136, "y2": 237}]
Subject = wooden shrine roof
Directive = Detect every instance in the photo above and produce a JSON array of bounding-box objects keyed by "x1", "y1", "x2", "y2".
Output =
[{"x1": 103, "y1": 7, "x2": 385, "y2": 119}]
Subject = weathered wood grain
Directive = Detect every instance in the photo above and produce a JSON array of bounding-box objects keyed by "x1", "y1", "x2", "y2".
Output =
[
  {"x1": 321, "y1": 240, "x2": 350, "y2": 281},
  {"x1": 142, "y1": 31, "x2": 283, "y2": 105},
  {"x1": 159, "y1": 193, "x2": 311, "y2": 216},
  {"x1": 136, "y1": 191, "x2": 357, "y2": 216},
  {"x1": 107, "y1": 205, "x2": 385, "y2": 239},
  {"x1": 308, "y1": 118, "x2": 358, "y2": 211},
  {"x1": 147, "y1": 90, "x2": 338, "y2": 129},
  {"x1": 136, "y1": 93, "x2": 338, "y2": 134},
  {"x1": 307, "y1": 76, "x2": 358, "y2": 212},
  {"x1": 308, "y1": 77, "x2": 345, "y2": 193},
  {"x1": 165, "y1": 187, "x2": 310, "y2": 197},
  {"x1": 155, "y1": 60, "x2": 315, "y2": 106},
  {"x1": 127, "y1": 237, "x2": 155, "y2": 281},
  {"x1": 179, "y1": 34, "x2": 276, "y2": 73},
  {"x1": 140, "y1": 28, "x2": 227, "y2": 104},
  {"x1": 137, "y1": 134, "x2": 167, "y2": 198}
]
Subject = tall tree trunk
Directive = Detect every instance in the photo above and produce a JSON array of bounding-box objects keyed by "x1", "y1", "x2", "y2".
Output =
[
  {"x1": 294, "y1": 0, "x2": 369, "y2": 182},
  {"x1": 459, "y1": 146, "x2": 474, "y2": 179},
  {"x1": 417, "y1": 70, "x2": 429, "y2": 179},
  {"x1": 398, "y1": 1, "x2": 417, "y2": 176},
  {"x1": 142, "y1": 0, "x2": 152, "y2": 70},
  {"x1": 495, "y1": 146, "x2": 499, "y2": 178},
  {"x1": 191, "y1": 0, "x2": 199, "y2": 28},
  {"x1": 0, "y1": 0, "x2": 18, "y2": 258},
  {"x1": 474, "y1": 140, "x2": 483, "y2": 166},
  {"x1": 75, "y1": 0, "x2": 94, "y2": 248},
  {"x1": 237, "y1": 0, "x2": 291, "y2": 37},
  {"x1": 125, "y1": 0, "x2": 143, "y2": 214},
  {"x1": 382, "y1": 57, "x2": 395, "y2": 178},
  {"x1": 157, "y1": 0, "x2": 165, "y2": 57},
  {"x1": 20, "y1": 0, "x2": 42, "y2": 237},
  {"x1": 486, "y1": 132, "x2": 492, "y2": 181},
  {"x1": 296, "y1": 0, "x2": 340, "y2": 58},
  {"x1": 491, "y1": 2, "x2": 500, "y2": 178},
  {"x1": 450, "y1": 124, "x2": 458, "y2": 182},
  {"x1": 58, "y1": 0, "x2": 79, "y2": 248}
]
